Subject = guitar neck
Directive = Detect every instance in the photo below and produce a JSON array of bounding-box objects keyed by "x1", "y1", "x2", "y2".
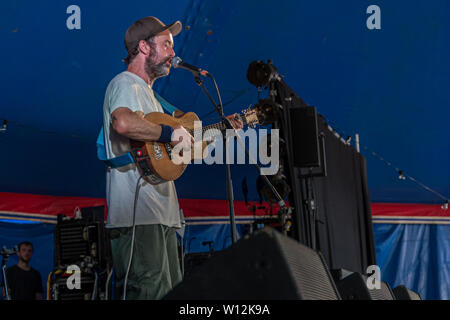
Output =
[
  {"x1": 203, "y1": 121, "x2": 227, "y2": 133},
  {"x1": 189, "y1": 122, "x2": 225, "y2": 141},
  {"x1": 190, "y1": 108, "x2": 258, "y2": 140},
  {"x1": 199, "y1": 116, "x2": 249, "y2": 139}
]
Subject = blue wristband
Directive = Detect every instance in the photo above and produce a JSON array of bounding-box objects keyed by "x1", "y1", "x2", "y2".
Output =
[{"x1": 158, "y1": 124, "x2": 174, "y2": 143}]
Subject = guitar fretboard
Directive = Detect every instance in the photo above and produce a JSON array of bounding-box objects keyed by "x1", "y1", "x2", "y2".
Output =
[{"x1": 190, "y1": 117, "x2": 247, "y2": 140}]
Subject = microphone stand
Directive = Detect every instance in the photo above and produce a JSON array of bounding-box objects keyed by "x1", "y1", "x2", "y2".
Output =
[
  {"x1": 1, "y1": 257, "x2": 9, "y2": 300},
  {"x1": 192, "y1": 72, "x2": 238, "y2": 244},
  {"x1": 191, "y1": 71, "x2": 292, "y2": 240},
  {"x1": 1, "y1": 247, "x2": 16, "y2": 300}
]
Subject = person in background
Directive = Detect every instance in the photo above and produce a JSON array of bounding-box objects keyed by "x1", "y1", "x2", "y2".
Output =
[{"x1": 5, "y1": 241, "x2": 42, "y2": 300}]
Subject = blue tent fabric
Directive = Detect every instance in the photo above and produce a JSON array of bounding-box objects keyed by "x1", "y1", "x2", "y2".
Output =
[
  {"x1": 0, "y1": 221, "x2": 54, "y2": 300},
  {"x1": 373, "y1": 223, "x2": 450, "y2": 300},
  {"x1": 1, "y1": 1, "x2": 448, "y2": 202}
]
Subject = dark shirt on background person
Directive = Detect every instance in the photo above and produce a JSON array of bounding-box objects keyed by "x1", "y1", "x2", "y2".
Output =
[
  {"x1": 4, "y1": 241, "x2": 43, "y2": 300},
  {"x1": 6, "y1": 265, "x2": 42, "y2": 300}
]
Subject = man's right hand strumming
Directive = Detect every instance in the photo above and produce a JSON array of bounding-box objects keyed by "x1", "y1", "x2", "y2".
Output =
[{"x1": 170, "y1": 125, "x2": 194, "y2": 151}]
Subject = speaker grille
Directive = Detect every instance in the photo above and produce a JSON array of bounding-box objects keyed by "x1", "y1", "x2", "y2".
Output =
[
  {"x1": 369, "y1": 281, "x2": 394, "y2": 300},
  {"x1": 165, "y1": 227, "x2": 340, "y2": 300},
  {"x1": 393, "y1": 285, "x2": 422, "y2": 300},
  {"x1": 272, "y1": 229, "x2": 339, "y2": 300},
  {"x1": 337, "y1": 273, "x2": 395, "y2": 300}
]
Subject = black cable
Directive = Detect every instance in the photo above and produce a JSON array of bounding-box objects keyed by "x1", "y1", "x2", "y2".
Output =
[
  {"x1": 208, "y1": 75, "x2": 224, "y2": 112},
  {"x1": 200, "y1": 89, "x2": 251, "y2": 119},
  {"x1": 122, "y1": 175, "x2": 143, "y2": 300}
]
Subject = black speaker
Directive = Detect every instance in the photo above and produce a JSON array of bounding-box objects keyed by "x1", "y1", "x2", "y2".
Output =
[
  {"x1": 393, "y1": 285, "x2": 422, "y2": 300},
  {"x1": 183, "y1": 252, "x2": 212, "y2": 278},
  {"x1": 54, "y1": 214, "x2": 110, "y2": 269},
  {"x1": 289, "y1": 106, "x2": 321, "y2": 168},
  {"x1": 164, "y1": 227, "x2": 340, "y2": 300},
  {"x1": 336, "y1": 272, "x2": 395, "y2": 300}
]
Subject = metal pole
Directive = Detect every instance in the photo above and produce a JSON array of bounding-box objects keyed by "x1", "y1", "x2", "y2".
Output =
[
  {"x1": 355, "y1": 133, "x2": 360, "y2": 153},
  {"x1": 2, "y1": 261, "x2": 11, "y2": 300}
]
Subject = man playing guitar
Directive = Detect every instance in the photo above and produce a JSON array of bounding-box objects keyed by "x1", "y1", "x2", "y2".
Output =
[{"x1": 102, "y1": 16, "x2": 242, "y2": 300}]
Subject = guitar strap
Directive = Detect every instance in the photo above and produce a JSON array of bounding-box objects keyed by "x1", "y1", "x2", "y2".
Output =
[{"x1": 96, "y1": 92, "x2": 178, "y2": 169}]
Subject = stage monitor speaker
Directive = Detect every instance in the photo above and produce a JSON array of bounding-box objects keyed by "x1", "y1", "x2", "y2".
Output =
[
  {"x1": 336, "y1": 272, "x2": 395, "y2": 300},
  {"x1": 393, "y1": 285, "x2": 422, "y2": 300},
  {"x1": 164, "y1": 227, "x2": 340, "y2": 300},
  {"x1": 289, "y1": 106, "x2": 321, "y2": 168}
]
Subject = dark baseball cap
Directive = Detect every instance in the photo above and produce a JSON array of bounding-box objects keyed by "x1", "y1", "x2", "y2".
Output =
[{"x1": 124, "y1": 16, "x2": 182, "y2": 53}]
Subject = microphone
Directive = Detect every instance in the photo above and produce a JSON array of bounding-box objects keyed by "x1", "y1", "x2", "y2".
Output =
[{"x1": 171, "y1": 57, "x2": 210, "y2": 76}]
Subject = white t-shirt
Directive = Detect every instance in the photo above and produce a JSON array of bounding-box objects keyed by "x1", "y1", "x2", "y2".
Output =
[{"x1": 103, "y1": 71, "x2": 181, "y2": 229}]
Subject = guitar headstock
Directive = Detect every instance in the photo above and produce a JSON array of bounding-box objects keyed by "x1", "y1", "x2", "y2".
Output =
[
  {"x1": 238, "y1": 100, "x2": 280, "y2": 128},
  {"x1": 241, "y1": 106, "x2": 260, "y2": 128}
]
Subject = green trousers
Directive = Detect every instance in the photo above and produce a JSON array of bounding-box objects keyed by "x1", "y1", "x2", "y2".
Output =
[{"x1": 109, "y1": 224, "x2": 182, "y2": 300}]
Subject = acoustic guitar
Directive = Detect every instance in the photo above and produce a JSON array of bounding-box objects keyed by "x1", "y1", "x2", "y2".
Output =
[{"x1": 130, "y1": 108, "x2": 260, "y2": 185}]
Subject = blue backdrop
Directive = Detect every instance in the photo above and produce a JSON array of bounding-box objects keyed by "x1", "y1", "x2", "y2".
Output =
[
  {"x1": 373, "y1": 223, "x2": 450, "y2": 300},
  {"x1": 0, "y1": 0, "x2": 448, "y2": 204}
]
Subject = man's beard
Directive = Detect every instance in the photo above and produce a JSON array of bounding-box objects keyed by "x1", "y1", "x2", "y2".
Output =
[
  {"x1": 19, "y1": 256, "x2": 31, "y2": 263},
  {"x1": 145, "y1": 54, "x2": 171, "y2": 80}
]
